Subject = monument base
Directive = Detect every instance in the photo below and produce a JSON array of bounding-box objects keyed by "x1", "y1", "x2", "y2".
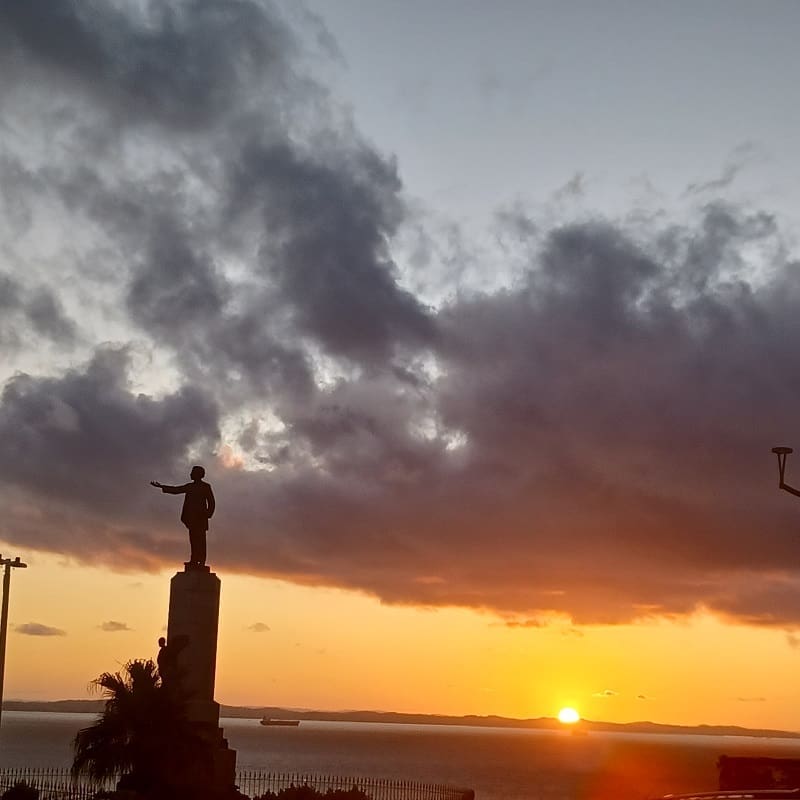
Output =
[
  {"x1": 165, "y1": 566, "x2": 237, "y2": 797},
  {"x1": 161, "y1": 725, "x2": 237, "y2": 799}
]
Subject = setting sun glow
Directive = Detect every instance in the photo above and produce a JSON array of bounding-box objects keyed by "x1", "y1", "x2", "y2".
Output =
[{"x1": 558, "y1": 707, "x2": 581, "y2": 724}]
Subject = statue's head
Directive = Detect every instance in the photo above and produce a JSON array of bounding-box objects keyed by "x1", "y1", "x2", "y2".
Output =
[
  {"x1": 190, "y1": 465, "x2": 205, "y2": 480},
  {"x1": 158, "y1": 636, "x2": 166, "y2": 647}
]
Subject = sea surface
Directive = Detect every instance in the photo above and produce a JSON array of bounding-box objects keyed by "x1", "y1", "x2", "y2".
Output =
[{"x1": 4, "y1": 711, "x2": 800, "y2": 800}]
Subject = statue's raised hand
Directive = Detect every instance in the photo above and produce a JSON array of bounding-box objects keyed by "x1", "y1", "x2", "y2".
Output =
[{"x1": 150, "y1": 480, "x2": 163, "y2": 488}]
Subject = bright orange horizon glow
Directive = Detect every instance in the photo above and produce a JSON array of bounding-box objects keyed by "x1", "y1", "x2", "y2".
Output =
[
  {"x1": 4, "y1": 543, "x2": 800, "y2": 732},
  {"x1": 558, "y1": 707, "x2": 581, "y2": 724}
]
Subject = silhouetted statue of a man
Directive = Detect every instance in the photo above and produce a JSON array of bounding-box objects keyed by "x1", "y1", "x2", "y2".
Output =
[{"x1": 151, "y1": 466, "x2": 215, "y2": 568}]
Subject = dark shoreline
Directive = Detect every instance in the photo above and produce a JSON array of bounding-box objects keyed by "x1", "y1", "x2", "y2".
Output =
[{"x1": 4, "y1": 700, "x2": 799, "y2": 740}]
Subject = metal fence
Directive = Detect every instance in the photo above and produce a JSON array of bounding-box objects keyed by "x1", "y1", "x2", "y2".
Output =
[
  {"x1": 0, "y1": 768, "x2": 113, "y2": 800},
  {"x1": 0, "y1": 768, "x2": 474, "y2": 800},
  {"x1": 237, "y1": 772, "x2": 473, "y2": 800}
]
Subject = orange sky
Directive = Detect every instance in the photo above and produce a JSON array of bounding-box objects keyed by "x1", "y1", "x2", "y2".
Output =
[{"x1": 4, "y1": 541, "x2": 799, "y2": 731}]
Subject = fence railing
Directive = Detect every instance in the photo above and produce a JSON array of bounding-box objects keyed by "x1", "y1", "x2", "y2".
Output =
[
  {"x1": 0, "y1": 768, "x2": 113, "y2": 800},
  {"x1": 237, "y1": 771, "x2": 473, "y2": 800},
  {"x1": 0, "y1": 768, "x2": 474, "y2": 800}
]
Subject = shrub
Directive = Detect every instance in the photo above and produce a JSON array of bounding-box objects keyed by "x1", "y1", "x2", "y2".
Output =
[
  {"x1": 1, "y1": 782, "x2": 39, "y2": 800},
  {"x1": 255, "y1": 785, "x2": 371, "y2": 800}
]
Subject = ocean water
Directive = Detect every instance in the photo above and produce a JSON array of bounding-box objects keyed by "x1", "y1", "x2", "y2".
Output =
[{"x1": 3, "y1": 711, "x2": 800, "y2": 800}]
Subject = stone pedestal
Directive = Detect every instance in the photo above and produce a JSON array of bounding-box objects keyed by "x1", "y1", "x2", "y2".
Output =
[{"x1": 166, "y1": 565, "x2": 237, "y2": 796}]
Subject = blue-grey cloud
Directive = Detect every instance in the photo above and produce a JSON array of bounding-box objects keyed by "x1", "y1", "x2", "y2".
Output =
[
  {"x1": 0, "y1": 0, "x2": 293, "y2": 132},
  {"x1": 0, "y1": 347, "x2": 218, "y2": 507},
  {"x1": 15, "y1": 623, "x2": 66, "y2": 637},
  {"x1": 0, "y1": 347, "x2": 219, "y2": 566},
  {"x1": 99, "y1": 621, "x2": 132, "y2": 632},
  {"x1": 0, "y1": 273, "x2": 75, "y2": 348},
  {"x1": 247, "y1": 622, "x2": 271, "y2": 633}
]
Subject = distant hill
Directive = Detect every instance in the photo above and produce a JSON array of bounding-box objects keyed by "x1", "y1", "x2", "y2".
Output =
[
  {"x1": 4, "y1": 700, "x2": 799, "y2": 739},
  {"x1": 4, "y1": 700, "x2": 104, "y2": 714}
]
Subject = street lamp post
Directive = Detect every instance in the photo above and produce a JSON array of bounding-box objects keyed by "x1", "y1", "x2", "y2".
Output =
[
  {"x1": 772, "y1": 446, "x2": 793, "y2": 485},
  {"x1": 0, "y1": 555, "x2": 28, "y2": 728}
]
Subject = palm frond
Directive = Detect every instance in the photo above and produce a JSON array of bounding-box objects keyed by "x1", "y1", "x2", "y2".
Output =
[{"x1": 72, "y1": 658, "x2": 198, "y2": 788}]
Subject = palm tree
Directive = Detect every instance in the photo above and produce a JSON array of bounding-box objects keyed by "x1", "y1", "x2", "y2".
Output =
[{"x1": 72, "y1": 659, "x2": 203, "y2": 795}]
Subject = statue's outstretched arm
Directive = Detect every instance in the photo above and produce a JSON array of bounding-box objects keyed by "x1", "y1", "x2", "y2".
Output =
[
  {"x1": 780, "y1": 481, "x2": 800, "y2": 498},
  {"x1": 160, "y1": 483, "x2": 189, "y2": 495}
]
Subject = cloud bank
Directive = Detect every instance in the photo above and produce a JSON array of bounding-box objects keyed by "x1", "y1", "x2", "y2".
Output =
[{"x1": 1, "y1": 0, "x2": 800, "y2": 627}]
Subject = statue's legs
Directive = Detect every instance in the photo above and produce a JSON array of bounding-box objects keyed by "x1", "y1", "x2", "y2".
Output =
[{"x1": 189, "y1": 526, "x2": 207, "y2": 565}]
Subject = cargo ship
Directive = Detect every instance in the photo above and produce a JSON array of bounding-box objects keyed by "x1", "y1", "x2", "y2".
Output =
[{"x1": 260, "y1": 717, "x2": 300, "y2": 727}]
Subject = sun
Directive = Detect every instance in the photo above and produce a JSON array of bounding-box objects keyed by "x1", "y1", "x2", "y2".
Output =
[{"x1": 557, "y1": 707, "x2": 581, "y2": 724}]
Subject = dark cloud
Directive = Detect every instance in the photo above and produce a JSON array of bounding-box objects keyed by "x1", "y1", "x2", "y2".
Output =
[
  {"x1": 0, "y1": 347, "x2": 219, "y2": 564},
  {"x1": 25, "y1": 287, "x2": 76, "y2": 342},
  {"x1": 99, "y1": 621, "x2": 132, "y2": 632},
  {"x1": 2, "y1": 0, "x2": 800, "y2": 631},
  {"x1": 0, "y1": 274, "x2": 75, "y2": 347},
  {"x1": 0, "y1": 347, "x2": 218, "y2": 505},
  {"x1": 0, "y1": 274, "x2": 21, "y2": 311},
  {"x1": 15, "y1": 623, "x2": 66, "y2": 637},
  {"x1": 127, "y1": 219, "x2": 229, "y2": 336},
  {"x1": 736, "y1": 696, "x2": 766, "y2": 703},
  {"x1": 593, "y1": 689, "x2": 618, "y2": 698},
  {"x1": 226, "y1": 140, "x2": 436, "y2": 364},
  {"x1": 5, "y1": 0, "x2": 427, "y2": 390},
  {"x1": 0, "y1": 0, "x2": 293, "y2": 131},
  {"x1": 203, "y1": 204, "x2": 800, "y2": 625}
]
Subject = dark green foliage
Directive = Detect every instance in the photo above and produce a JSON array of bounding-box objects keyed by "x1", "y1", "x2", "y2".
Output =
[
  {"x1": 71, "y1": 659, "x2": 205, "y2": 794},
  {"x1": 255, "y1": 786, "x2": 371, "y2": 800},
  {"x1": 1, "y1": 782, "x2": 39, "y2": 800},
  {"x1": 325, "y1": 790, "x2": 371, "y2": 800}
]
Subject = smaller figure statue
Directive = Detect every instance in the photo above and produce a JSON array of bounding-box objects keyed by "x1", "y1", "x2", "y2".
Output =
[
  {"x1": 151, "y1": 466, "x2": 215, "y2": 568},
  {"x1": 156, "y1": 636, "x2": 169, "y2": 681},
  {"x1": 156, "y1": 634, "x2": 189, "y2": 688}
]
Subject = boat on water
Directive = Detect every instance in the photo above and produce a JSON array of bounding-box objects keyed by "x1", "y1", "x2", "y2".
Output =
[{"x1": 260, "y1": 717, "x2": 300, "y2": 727}]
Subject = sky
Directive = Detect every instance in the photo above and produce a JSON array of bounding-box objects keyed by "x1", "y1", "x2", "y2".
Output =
[{"x1": 2, "y1": 0, "x2": 800, "y2": 729}]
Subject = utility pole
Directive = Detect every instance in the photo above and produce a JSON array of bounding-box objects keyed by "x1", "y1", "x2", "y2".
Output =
[{"x1": 0, "y1": 555, "x2": 28, "y2": 728}]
